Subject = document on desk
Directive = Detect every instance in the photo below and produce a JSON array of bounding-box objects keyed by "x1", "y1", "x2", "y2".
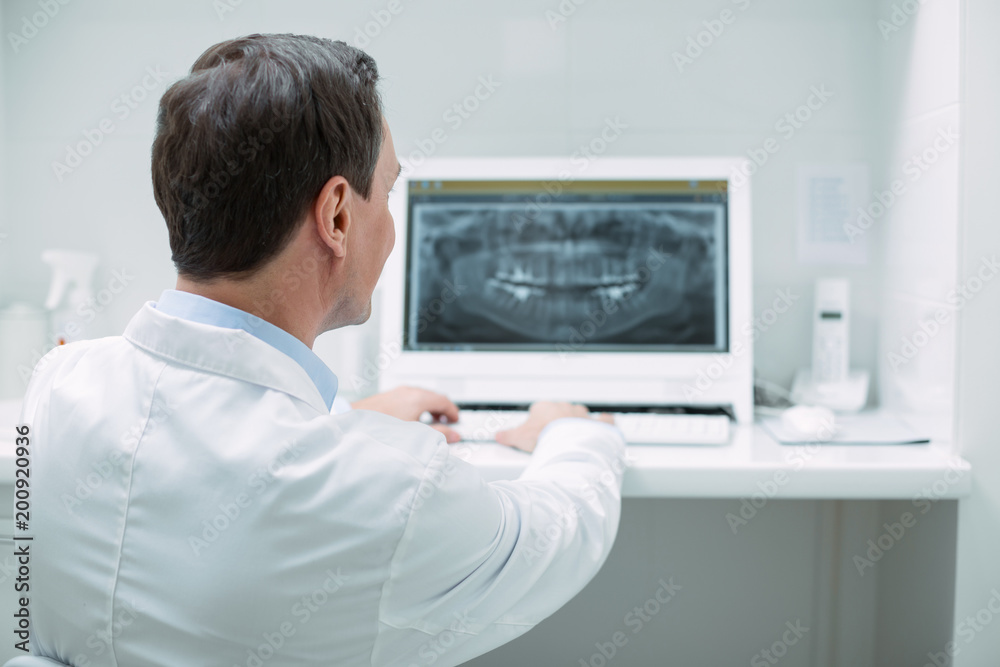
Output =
[{"x1": 760, "y1": 412, "x2": 931, "y2": 445}]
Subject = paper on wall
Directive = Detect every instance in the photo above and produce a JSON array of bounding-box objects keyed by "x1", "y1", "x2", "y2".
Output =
[{"x1": 796, "y1": 163, "x2": 870, "y2": 264}]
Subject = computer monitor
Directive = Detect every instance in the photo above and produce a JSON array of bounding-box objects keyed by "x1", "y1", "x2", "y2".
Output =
[{"x1": 379, "y1": 158, "x2": 753, "y2": 423}]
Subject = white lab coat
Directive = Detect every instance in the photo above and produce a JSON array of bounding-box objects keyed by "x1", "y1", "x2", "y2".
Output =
[{"x1": 18, "y1": 301, "x2": 627, "y2": 666}]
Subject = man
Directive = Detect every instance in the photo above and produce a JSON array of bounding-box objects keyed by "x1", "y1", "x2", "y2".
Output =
[{"x1": 19, "y1": 34, "x2": 626, "y2": 666}]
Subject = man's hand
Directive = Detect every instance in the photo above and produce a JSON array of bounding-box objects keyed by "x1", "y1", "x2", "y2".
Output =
[
  {"x1": 352, "y1": 386, "x2": 461, "y2": 443},
  {"x1": 495, "y1": 401, "x2": 614, "y2": 453}
]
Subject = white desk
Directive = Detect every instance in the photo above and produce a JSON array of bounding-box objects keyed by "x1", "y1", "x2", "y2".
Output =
[
  {"x1": 451, "y1": 420, "x2": 970, "y2": 499},
  {"x1": 0, "y1": 400, "x2": 971, "y2": 500}
]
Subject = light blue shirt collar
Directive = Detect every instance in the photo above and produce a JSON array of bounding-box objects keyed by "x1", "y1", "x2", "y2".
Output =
[{"x1": 153, "y1": 289, "x2": 338, "y2": 411}]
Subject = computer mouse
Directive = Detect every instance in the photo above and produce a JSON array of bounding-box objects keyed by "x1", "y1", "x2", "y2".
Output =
[{"x1": 780, "y1": 405, "x2": 837, "y2": 442}]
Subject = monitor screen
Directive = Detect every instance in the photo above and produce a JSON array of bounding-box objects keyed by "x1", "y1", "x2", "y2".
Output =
[{"x1": 404, "y1": 179, "x2": 728, "y2": 352}]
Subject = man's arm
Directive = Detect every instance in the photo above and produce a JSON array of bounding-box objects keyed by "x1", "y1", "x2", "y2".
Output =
[
  {"x1": 371, "y1": 409, "x2": 627, "y2": 667},
  {"x1": 352, "y1": 386, "x2": 462, "y2": 442}
]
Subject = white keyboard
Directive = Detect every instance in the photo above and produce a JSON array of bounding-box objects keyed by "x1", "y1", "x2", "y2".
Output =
[{"x1": 450, "y1": 409, "x2": 731, "y2": 446}]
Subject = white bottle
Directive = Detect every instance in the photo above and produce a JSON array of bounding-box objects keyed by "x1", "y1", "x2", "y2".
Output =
[{"x1": 41, "y1": 249, "x2": 98, "y2": 346}]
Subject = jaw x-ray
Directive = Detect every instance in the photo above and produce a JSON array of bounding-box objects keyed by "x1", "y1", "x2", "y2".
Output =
[{"x1": 406, "y1": 198, "x2": 727, "y2": 350}]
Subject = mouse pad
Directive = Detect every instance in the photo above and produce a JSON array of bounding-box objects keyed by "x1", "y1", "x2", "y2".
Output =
[{"x1": 760, "y1": 412, "x2": 931, "y2": 445}]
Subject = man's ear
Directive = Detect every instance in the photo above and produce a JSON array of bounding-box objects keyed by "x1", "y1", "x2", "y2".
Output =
[{"x1": 314, "y1": 176, "x2": 352, "y2": 258}]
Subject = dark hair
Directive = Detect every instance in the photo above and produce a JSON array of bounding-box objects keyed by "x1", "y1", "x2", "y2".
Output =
[{"x1": 151, "y1": 33, "x2": 383, "y2": 281}]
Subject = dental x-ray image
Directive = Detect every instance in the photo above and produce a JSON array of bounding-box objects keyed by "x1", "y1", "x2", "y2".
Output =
[{"x1": 406, "y1": 198, "x2": 727, "y2": 350}]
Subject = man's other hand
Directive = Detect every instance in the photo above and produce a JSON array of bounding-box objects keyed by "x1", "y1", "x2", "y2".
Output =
[
  {"x1": 495, "y1": 402, "x2": 614, "y2": 453},
  {"x1": 353, "y1": 386, "x2": 461, "y2": 443}
]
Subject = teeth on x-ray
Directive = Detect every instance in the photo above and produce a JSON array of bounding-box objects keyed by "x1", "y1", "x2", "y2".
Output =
[
  {"x1": 410, "y1": 202, "x2": 723, "y2": 346},
  {"x1": 487, "y1": 276, "x2": 545, "y2": 303}
]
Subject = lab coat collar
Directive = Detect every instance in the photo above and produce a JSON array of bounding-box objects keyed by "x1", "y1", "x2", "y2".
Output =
[
  {"x1": 153, "y1": 289, "x2": 338, "y2": 411},
  {"x1": 123, "y1": 301, "x2": 330, "y2": 415}
]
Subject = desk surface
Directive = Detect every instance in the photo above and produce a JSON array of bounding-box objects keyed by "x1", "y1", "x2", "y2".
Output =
[
  {"x1": 0, "y1": 400, "x2": 970, "y2": 500},
  {"x1": 453, "y1": 419, "x2": 970, "y2": 499}
]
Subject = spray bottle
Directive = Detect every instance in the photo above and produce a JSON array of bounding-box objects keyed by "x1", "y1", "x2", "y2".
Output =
[{"x1": 42, "y1": 249, "x2": 98, "y2": 346}]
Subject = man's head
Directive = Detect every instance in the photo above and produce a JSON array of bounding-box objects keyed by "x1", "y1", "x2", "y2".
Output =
[{"x1": 152, "y1": 33, "x2": 398, "y2": 335}]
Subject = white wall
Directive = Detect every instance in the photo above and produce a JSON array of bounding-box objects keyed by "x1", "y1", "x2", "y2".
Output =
[
  {"x1": 865, "y1": 1, "x2": 966, "y2": 663},
  {"x1": 0, "y1": 0, "x2": 884, "y2": 404},
  {"x1": 952, "y1": 0, "x2": 1000, "y2": 665},
  {"x1": 876, "y1": 0, "x2": 961, "y2": 441}
]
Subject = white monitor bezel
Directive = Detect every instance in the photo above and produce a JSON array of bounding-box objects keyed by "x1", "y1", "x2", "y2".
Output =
[{"x1": 378, "y1": 157, "x2": 754, "y2": 422}]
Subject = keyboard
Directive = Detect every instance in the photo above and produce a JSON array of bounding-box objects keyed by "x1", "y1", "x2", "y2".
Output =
[{"x1": 450, "y1": 408, "x2": 731, "y2": 446}]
